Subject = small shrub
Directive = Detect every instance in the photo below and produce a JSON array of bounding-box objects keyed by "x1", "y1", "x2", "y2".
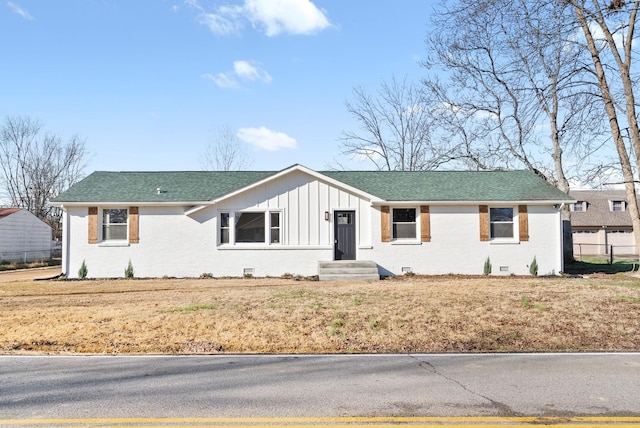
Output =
[
  {"x1": 483, "y1": 257, "x2": 492, "y2": 275},
  {"x1": 78, "y1": 260, "x2": 88, "y2": 279},
  {"x1": 124, "y1": 260, "x2": 134, "y2": 279},
  {"x1": 521, "y1": 295, "x2": 532, "y2": 308},
  {"x1": 199, "y1": 273, "x2": 214, "y2": 279},
  {"x1": 529, "y1": 256, "x2": 539, "y2": 277}
]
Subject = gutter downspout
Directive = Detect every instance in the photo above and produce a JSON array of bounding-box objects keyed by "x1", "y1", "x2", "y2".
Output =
[
  {"x1": 61, "y1": 207, "x2": 70, "y2": 277},
  {"x1": 558, "y1": 203, "x2": 566, "y2": 274}
]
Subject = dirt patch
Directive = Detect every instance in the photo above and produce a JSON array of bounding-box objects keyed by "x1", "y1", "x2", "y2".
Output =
[
  {"x1": 1, "y1": 274, "x2": 639, "y2": 354},
  {"x1": 0, "y1": 266, "x2": 62, "y2": 283}
]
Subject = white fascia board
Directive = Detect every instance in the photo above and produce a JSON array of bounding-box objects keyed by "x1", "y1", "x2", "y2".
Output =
[
  {"x1": 185, "y1": 164, "x2": 384, "y2": 216},
  {"x1": 52, "y1": 201, "x2": 211, "y2": 209},
  {"x1": 371, "y1": 199, "x2": 576, "y2": 206}
]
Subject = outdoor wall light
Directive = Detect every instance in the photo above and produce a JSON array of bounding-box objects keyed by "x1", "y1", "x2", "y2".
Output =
[{"x1": 324, "y1": 211, "x2": 329, "y2": 221}]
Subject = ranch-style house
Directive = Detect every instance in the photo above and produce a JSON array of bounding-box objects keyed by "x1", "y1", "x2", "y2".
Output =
[{"x1": 52, "y1": 164, "x2": 574, "y2": 279}]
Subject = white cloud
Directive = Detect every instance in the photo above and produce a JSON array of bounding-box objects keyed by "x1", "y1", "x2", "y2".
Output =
[
  {"x1": 243, "y1": 0, "x2": 330, "y2": 36},
  {"x1": 202, "y1": 72, "x2": 239, "y2": 88},
  {"x1": 185, "y1": 0, "x2": 330, "y2": 37},
  {"x1": 233, "y1": 60, "x2": 272, "y2": 83},
  {"x1": 7, "y1": 2, "x2": 34, "y2": 20},
  {"x1": 237, "y1": 126, "x2": 297, "y2": 151},
  {"x1": 204, "y1": 60, "x2": 271, "y2": 88}
]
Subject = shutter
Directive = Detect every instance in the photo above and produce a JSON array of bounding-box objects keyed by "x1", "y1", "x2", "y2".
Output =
[
  {"x1": 479, "y1": 205, "x2": 489, "y2": 241},
  {"x1": 420, "y1": 205, "x2": 431, "y2": 242},
  {"x1": 518, "y1": 205, "x2": 529, "y2": 241},
  {"x1": 381, "y1": 205, "x2": 390, "y2": 242},
  {"x1": 129, "y1": 206, "x2": 139, "y2": 244},
  {"x1": 88, "y1": 207, "x2": 98, "y2": 244}
]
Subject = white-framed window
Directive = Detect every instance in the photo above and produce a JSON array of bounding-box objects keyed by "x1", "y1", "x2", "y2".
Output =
[
  {"x1": 572, "y1": 201, "x2": 586, "y2": 212},
  {"x1": 270, "y1": 212, "x2": 281, "y2": 244},
  {"x1": 392, "y1": 208, "x2": 417, "y2": 240},
  {"x1": 611, "y1": 200, "x2": 626, "y2": 212},
  {"x1": 490, "y1": 207, "x2": 514, "y2": 239},
  {"x1": 219, "y1": 211, "x2": 281, "y2": 245},
  {"x1": 220, "y1": 212, "x2": 230, "y2": 244},
  {"x1": 102, "y1": 208, "x2": 128, "y2": 241}
]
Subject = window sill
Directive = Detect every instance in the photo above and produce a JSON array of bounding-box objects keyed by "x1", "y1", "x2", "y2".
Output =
[
  {"x1": 489, "y1": 239, "x2": 520, "y2": 245},
  {"x1": 98, "y1": 241, "x2": 130, "y2": 247},
  {"x1": 218, "y1": 245, "x2": 331, "y2": 250},
  {"x1": 390, "y1": 240, "x2": 422, "y2": 245}
]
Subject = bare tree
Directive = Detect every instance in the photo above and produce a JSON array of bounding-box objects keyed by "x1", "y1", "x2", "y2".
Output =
[
  {"x1": 566, "y1": 0, "x2": 640, "y2": 254},
  {"x1": 424, "y1": 0, "x2": 603, "y2": 185},
  {"x1": 0, "y1": 115, "x2": 88, "y2": 238},
  {"x1": 201, "y1": 126, "x2": 250, "y2": 171},
  {"x1": 341, "y1": 76, "x2": 453, "y2": 171}
]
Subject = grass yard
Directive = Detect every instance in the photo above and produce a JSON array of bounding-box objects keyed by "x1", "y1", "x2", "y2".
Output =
[{"x1": 1, "y1": 269, "x2": 639, "y2": 355}]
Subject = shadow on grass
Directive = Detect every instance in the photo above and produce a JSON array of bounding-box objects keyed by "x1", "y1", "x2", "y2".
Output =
[
  {"x1": 565, "y1": 257, "x2": 639, "y2": 275},
  {"x1": 0, "y1": 258, "x2": 61, "y2": 272}
]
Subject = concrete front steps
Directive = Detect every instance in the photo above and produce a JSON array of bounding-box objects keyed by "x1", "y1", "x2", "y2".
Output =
[{"x1": 318, "y1": 260, "x2": 380, "y2": 282}]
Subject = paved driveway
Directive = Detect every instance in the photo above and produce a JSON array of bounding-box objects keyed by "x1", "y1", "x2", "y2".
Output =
[{"x1": 0, "y1": 266, "x2": 62, "y2": 283}]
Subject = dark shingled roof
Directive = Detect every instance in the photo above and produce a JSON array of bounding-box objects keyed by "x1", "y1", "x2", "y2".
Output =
[
  {"x1": 570, "y1": 190, "x2": 634, "y2": 227},
  {"x1": 52, "y1": 168, "x2": 572, "y2": 204},
  {"x1": 322, "y1": 170, "x2": 571, "y2": 201}
]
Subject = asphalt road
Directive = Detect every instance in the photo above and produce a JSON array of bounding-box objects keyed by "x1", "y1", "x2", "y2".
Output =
[{"x1": 1, "y1": 353, "x2": 639, "y2": 420}]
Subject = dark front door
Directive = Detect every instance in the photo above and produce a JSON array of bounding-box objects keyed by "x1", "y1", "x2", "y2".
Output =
[{"x1": 334, "y1": 211, "x2": 356, "y2": 260}]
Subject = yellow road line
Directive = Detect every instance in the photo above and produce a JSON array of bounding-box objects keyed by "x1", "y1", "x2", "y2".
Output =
[{"x1": 2, "y1": 416, "x2": 640, "y2": 426}]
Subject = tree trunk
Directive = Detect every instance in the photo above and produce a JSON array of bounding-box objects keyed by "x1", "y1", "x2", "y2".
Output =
[{"x1": 570, "y1": 1, "x2": 640, "y2": 256}]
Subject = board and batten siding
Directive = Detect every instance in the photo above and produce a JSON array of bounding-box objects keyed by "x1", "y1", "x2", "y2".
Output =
[
  {"x1": 62, "y1": 170, "x2": 373, "y2": 278},
  {"x1": 214, "y1": 170, "x2": 372, "y2": 247}
]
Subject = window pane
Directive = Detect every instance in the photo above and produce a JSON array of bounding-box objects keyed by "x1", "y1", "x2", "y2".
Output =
[
  {"x1": 236, "y1": 212, "x2": 265, "y2": 243},
  {"x1": 337, "y1": 212, "x2": 352, "y2": 224},
  {"x1": 393, "y1": 208, "x2": 416, "y2": 223},
  {"x1": 491, "y1": 223, "x2": 513, "y2": 238},
  {"x1": 221, "y1": 212, "x2": 229, "y2": 228},
  {"x1": 103, "y1": 224, "x2": 127, "y2": 240},
  {"x1": 270, "y1": 212, "x2": 279, "y2": 228},
  {"x1": 221, "y1": 228, "x2": 229, "y2": 244},
  {"x1": 270, "y1": 212, "x2": 280, "y2": 244},
  {"x1": 490, "y1": 208, "x2": 513, "y2": 222},
  {"x1": 104, "y1": 208, "x2": 127, "y2": 223},
  {"x1": 270, "y1": 228, "x2": 280, "y2": 244},
  {"x1": 393, "y1": 223, "x2": 416, "y2": 239}
]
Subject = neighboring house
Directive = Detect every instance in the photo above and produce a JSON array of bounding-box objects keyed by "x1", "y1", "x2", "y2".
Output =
[
  {"x1": 51, "y1": 165, "x2": 573, "y2": 279},
  {"x1": 570, "y1": 190, "x2": 636, "y2": 257},
  {"x1": 0, "y1": 208, "x2": 53, "y2": 263}
]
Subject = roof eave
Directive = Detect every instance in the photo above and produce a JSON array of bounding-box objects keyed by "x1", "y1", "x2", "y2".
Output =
[
  {"x1": 371, "y1": 199, "x2": 576, "y2": 206},
  {"x1": 53, "y1": 200, "x2": 212, "y2": 208}
]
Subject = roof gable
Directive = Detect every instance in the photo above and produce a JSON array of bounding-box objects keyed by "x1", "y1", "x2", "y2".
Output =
[{"x1": 53, "y1": 168, "x2": 572, "y2": 205}]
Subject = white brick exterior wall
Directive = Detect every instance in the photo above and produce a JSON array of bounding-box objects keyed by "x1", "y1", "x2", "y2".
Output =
[{"x1": 61, "y1": 171, "x2": 564, "y2": 278}]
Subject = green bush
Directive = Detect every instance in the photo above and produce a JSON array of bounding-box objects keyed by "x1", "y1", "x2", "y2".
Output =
[
  {"x1": 483, "y1": 257, "x2": 492, "y2": 275},
  {"x1": 125, "y1": 259, "x2": 134, "y2": 279},
  {"x1": 78, "y1": 260, "x2": 88, "y2": 279},
  {"x1": 529, "y1": 256, "x2": 538, "y2": 277}
]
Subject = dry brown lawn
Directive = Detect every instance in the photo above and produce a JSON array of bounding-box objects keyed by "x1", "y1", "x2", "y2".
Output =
[{"x1": 1, "y1": 274, "x2": 639, "y2": 354}]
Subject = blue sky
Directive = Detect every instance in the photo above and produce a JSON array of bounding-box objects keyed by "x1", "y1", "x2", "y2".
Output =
[{"x1": 1, "y1": 0, "x2": 432, "y2": 172}]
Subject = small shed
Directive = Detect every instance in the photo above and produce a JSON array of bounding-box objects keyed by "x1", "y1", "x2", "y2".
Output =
[{"x1": 0, "y1": 208, "x2": 52, "y2": 263}]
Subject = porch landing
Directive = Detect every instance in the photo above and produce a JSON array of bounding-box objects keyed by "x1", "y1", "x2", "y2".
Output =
[{"x1": 318, "y1": 260, "x2": 380, "y2": 282}]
